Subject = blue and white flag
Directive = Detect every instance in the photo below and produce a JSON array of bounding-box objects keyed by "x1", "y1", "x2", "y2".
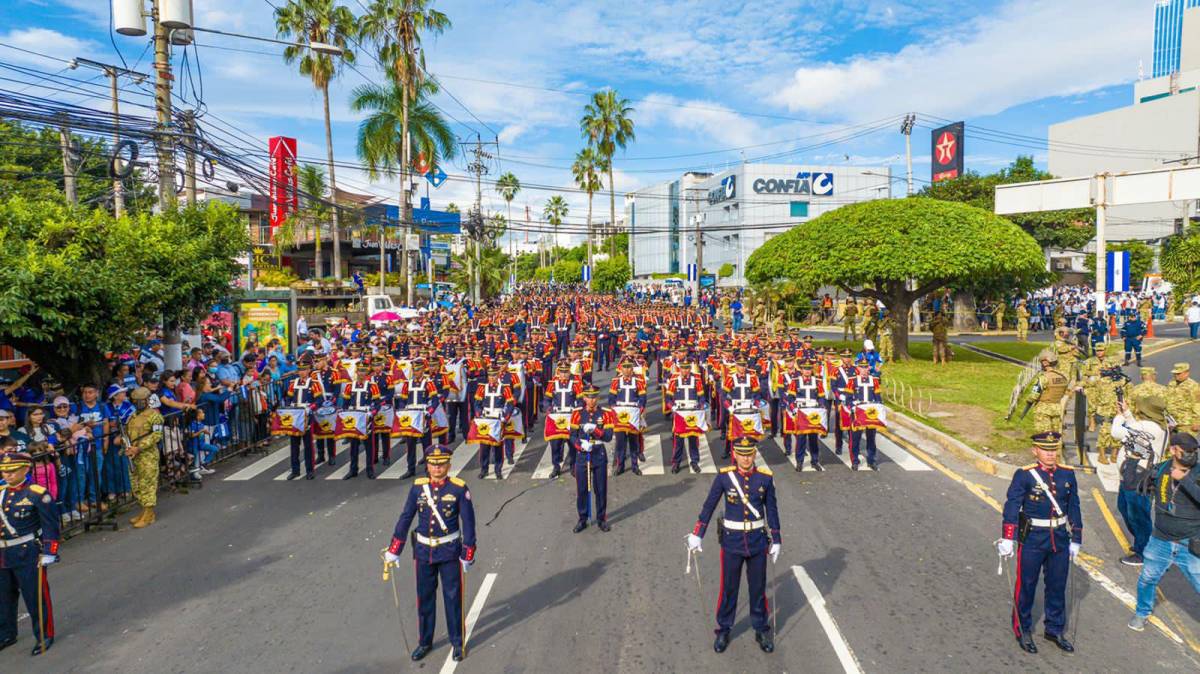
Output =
[
  {"x1": 687, "y1": 263, "x2": 698, "y2": 282},
  {"x1": 1106, "y1": 250, "x2": 1130, "y2": 292},
  {"x1": 582, "y1": 265, "x2": 592, "y2": 283}
]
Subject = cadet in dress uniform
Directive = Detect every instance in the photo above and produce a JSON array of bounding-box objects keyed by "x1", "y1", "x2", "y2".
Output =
[
  {"x1": 997, "y1": 432, "x2": 1082, "y2": 655},
  {"x1": 473, "y1": 367, "x2": 515, "y2": 480},
  {"x1": 383, "y1": 447, "x2": 476, "y2": 663},
  {"x1": 570, "y1": 387, "x2": 614, "y2": 533},
  {"x1": 783, "y1": 359, "x2": 825, "y2": 472},
  {"x1": 284, "y1": 356, "x2": 324, "y2": 480},
  {"x1": 0, "y1": 450, "x2": 60, "y2": 655},
  {"x1": 687, "y1": 438, "x2": 781, "y2": 654},
  {"x1": 543, "y1": 363, "x2": 582, "y2": 478},
  {"x1": 608, "y1": 359, "x2": 647, "y2": 475},
  {"x1": 665, "y1": 357, "x2": 706, "y2": 474},
  {"x1": 341, "y1": 365, "x2": 381, "y2": 479},
  {"x1": 396, "y1": 360, "x2": 442, "y2": 480},
  {"x1": 843, "y1": 360, "x2": 883, "y2": 471}
]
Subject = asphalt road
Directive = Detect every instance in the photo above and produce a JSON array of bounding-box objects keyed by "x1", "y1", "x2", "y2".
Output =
[{"x1": 5, "y1": 357, "x2": 1200, "y2": 673}]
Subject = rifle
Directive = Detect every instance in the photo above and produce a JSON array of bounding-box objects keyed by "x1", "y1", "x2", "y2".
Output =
[{"x1": 1008, "y1": 400, "x2": 1034, "y2": 422}]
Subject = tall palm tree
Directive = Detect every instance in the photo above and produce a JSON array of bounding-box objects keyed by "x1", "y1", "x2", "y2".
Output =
[
  {"x1": 571, "y1": 147, "x2": 605, "y2": 281},
  {"x1": 297, "y1": 163, "x2": 330, "y2": 277},
  {"x1": 495, "y1": 171, "x2": 520, "y2": 284},
  {"x1": 360, "y1": 0, "x2": 451, "y2": 299},
  {"x1": 542, "y1": 195, "x2": 569, "y2": 264},
  {"x1": 274, "y1": 0, "x2": 357, "y2": 280},
  {"x1": 350, "y1": 79, "x2": 456, "y2": 290},
  {"x1": 580, "y1": 89, "x2": 635, "y2": 245}
]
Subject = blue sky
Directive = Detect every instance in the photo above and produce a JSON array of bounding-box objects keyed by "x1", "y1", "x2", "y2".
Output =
[{"x1": 0, "y1": 0, "x2": 1158, "y2": 240}]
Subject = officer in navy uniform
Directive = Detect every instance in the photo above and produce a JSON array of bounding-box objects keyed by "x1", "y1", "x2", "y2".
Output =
[
  {"x1": 384, "y1": 447, "x2": 477, "y2": 663},
  {"x1": 570, "y1": 387, "x2": 614, "y2": 533},
  {"x1": 688, "y1": 438, "x2": 781, "y2": 653},
  {"x1": 997, "y1": 431, "x2": 1082, "y2": 655},
  {"x1": 0, "y1": 449, "x2": 60, "y2": 655}
]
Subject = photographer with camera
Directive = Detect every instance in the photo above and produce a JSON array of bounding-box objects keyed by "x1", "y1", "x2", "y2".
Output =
[
  {"x1": 1110, "y1": 395, "x2": 1168, "y2": 566},
  {"x1": 1127, "y1": 433, "x2": 1200, "y2": 632}
]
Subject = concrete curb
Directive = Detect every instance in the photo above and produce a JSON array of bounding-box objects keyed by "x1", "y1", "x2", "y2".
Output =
[{"x1": 887, "y1": 408, "x2": 1017, "y2": 480}]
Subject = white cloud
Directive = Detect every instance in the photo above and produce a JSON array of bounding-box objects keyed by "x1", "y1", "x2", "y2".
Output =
[
  {"x1": 767, "y1": 0, "x2": 1150, "y2": 121},
  {"x1": 637, "y1": 94, "x2": 765, "y2": 149},
  {"x1": 0, "y1": 27, "x2": 101, "y2": 66}
]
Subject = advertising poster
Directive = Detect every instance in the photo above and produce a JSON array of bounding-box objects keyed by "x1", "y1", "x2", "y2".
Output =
[{"x1": 235, "y1": 300, "x2": 291, "y2": 357}]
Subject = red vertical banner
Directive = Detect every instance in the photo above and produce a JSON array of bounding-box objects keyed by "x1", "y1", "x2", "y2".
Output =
[{"x1": 268, "y1": 136, "x2": 298, "y2": 230}]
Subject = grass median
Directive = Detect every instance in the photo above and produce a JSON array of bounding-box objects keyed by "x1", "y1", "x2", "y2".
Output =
[{"x1": 813, "y1": 339, "x2": 1037, "y2": 461}]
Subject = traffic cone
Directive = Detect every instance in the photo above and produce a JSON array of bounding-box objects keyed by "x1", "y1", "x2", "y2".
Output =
[
  {"x1": 1147, "y1": 316, "x2": 1155, "y2": 338},
  {"x1": 1109, "y1": 314, "x2": 1118, "y2": 337}
]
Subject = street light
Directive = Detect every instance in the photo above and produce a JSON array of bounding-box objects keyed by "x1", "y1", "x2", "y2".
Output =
[{"x1": 190, "y1": 26, "x2": 346, "y2": 55}]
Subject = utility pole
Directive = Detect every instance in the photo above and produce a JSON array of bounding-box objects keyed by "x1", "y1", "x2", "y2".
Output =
[
  {"x1": 1095, "y1": 173, "x2": 1109, "y2": 318},
  {"x1": 58, "y1": 119, "x2": 77, "y2": 205},
  {"x1": 152, "y1": 0, "x2": 175, "y2": 212},
  {"x1": 900, "y1": 113, "x2": 916, "y2": 197},
  {"x1": 693, "y1": 211, "x2": 704, "y2": 304},
  {"x1": 463, "y1": 135, "x2": 495, "y2": 303},
  {"x1": 73, "y1": 58, "x2": 148, "y2": 216},
  {"x1": 404, "y1": 130, "x2": 413, "y2": 306},
  {"x1": 182, "y1": 109, "x2": 197, "y2": 204}
]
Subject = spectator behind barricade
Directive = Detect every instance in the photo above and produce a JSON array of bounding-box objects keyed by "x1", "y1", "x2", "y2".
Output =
[
  {"x1": 0, "y1": 408, "x2": 29, "y2": 451},
  {"x1": 185, "y1": 347, "x2": 205, "y2": 373},
  {"x1": 214, "y1": 353, "x2": 240, "y2": 389},
  {"x1": 1187, "y1": 301, "x2": 1200, "y2": 341},
  {"x1": 175, "y1": 369, "x2": 196, "y2": 406},
  {"x1": 185, "y1": 407, "x2": 219, "y2": 479},
  {"x1": 263, "y1": 355, "x2": 284, "y2": 382}
]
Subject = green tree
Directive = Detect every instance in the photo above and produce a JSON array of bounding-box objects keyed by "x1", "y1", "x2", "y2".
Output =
[
  {"x1": 580, "y1": 89, "x2": 635, "y2": 247},
  {"x1": 542, "y1": 195, "x2": 569, "y2": 262},
  {"x1": 1084, "y1": 240, "x2": 1155, "y2": 286},
  {"x1": 275, "y1": 0, "x2": 357, "y2": 279},
  {"x1": 1162, "y1": 225, "x2": 1200, "y2": 299},
  {"x1": 718, "y1": 262, "x2": 735, "y2": 278},
  {"x1": 360, "y1": 0, "x2": 452, "y2": 292},
  {"x1": 920, "y1": 155, "x2": 1094, "y2": 249},
  {"x1": 514, "y1": 252, "x2": 539, "y2": 281},
  {"x1": 291, "y1": 163, "x2": 330, "y2": 277},
  {"x1": 450, "y1": 244, "x2": 508, "y2": 298},
  {"x1": 592, "y1": 255, "x2": 631, "y2": 293},
  {"x1": 571, "y1": 147, "x2": 605, "y2": 278},
  {"x1": 746, "y1": 198, "x2": 1046, "y2": 359},
  {"x1": 0, "y1": 198, "x2": 248, "y2": 387},
  {"x1": 495, "y1": 171, "x2": 520, "y2": 281}
]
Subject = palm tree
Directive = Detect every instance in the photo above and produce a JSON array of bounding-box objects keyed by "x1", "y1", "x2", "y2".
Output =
[
  {"x1": 274, "y1": 0, "x2": 357, "y2": 280},
  {"x1": 350, "y1": 79, "x2": 456, "y2": 291},
  {"x1": 495, "y1": 171, "x2": 520, "y2": 285},
  {"x1": 360, "y1": 0, "x2": 451, "y2": 300},
  {"x1": 580, "y1": 89, "x2": 635, "y2": 245},
  {"x1": 297, "y1": 163, "x2": 330, "y2": 277},
  {"x1": 542, "y1": 195, "x2": 569, "y2": 264},
  {"x1": 571, "y1": 147, "x2": 605, "y2": 283}
]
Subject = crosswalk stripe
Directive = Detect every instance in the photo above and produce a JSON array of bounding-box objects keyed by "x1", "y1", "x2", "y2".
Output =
[
  {"x1": 821, "y1": 437, "x2": 855, "y2": 468},
  {"x1": 697, "y1": 434, "x2": 719, "y2": 473},
  {"x1": 876, "y1": 435, "x2": 932, "y2": 471},
  {"x1": 532, "y1": 439, "x2": 559, "y2": 479},
  {"x1": 224, "y1": 447, "x2": 289, "y2": 481},
  {"x1": 274, "y1": 466, "x2": 298, "y2": 480},
  {"x1": 640, "y1": 434, "x2": 665, "y2": 475},
  {"x1": 767, "y1": 436, "x2": 799, "y2": 468},
  {"x1": 377, "y1": 439, "x2": 412, "y2": 479},
  {"x1": 325, "y1": 461, "x2": 353, "y2": 480},
  {"x1": 484, "y1": 438, "x2": 528, "y2": 480}
]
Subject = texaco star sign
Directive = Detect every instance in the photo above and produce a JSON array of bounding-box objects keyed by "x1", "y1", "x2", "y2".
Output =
[{"x1": 935, "y1": 131, "x2": 957, "y2": 164}]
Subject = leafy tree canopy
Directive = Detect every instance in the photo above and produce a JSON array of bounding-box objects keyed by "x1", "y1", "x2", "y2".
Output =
[
  {"x1": 1162, "y1": 224, "x2": 1200, "y2": 298},
  {"x1": 0, "y1": 198, "x2": 250, "y2": 388},
  {"x1": 920, "y1": 155, "x2": 1094, "y2": 250}
]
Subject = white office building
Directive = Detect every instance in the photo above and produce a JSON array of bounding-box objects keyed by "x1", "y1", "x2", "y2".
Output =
[{"x1": 626, "y1": 164, "x2": 894, "y2": 284}]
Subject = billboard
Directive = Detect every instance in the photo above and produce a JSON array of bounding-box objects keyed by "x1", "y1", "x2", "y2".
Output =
[
  {"x1": 931, "y1": 122, "x2": 964, "y2": 183},
  {"x1": 268, "y1": 136, "x2": 298, "y2": 229},
  {"x1": 234, "y1": 300, "x2": 291, "y2": 357}
]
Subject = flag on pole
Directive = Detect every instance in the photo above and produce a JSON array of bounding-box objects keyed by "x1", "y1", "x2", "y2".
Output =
[
  {"x1": 687, "y1": 263, "x2": 698, "y2": 282},
  {"x1": 1106, "y1": 250, "x2": 1130, "y2": 292},
  {"x1": 582, "y1": 264, "x2": 592, "y2": 283}
]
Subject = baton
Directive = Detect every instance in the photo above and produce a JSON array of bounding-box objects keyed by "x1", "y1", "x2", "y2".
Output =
[
  {"x1": 684, "y1": 543, "x2": 706, "y2": 619},
  {"x1": 37, "y1": 562, "x2": 45, "y2": 655},
  {"x1": 380, "y1": 549, "x2": 411, "y2": 653}
]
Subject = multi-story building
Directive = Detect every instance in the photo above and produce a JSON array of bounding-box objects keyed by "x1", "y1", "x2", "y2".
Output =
[{"x1": 1154, "y1": 0, "x2": 1200, "y2": 77}]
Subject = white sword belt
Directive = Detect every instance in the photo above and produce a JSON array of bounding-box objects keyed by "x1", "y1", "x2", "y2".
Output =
[
  {"x1": 722, "y1": 518, "x2": 765, "y2": 531},
  {"x1": 415, "y1": 531, "x2": 461, "y2": 547},
  {"x1": 0, "y1": 533, "x2": 36, "y2": 548},
  {"x1": 1028, "y1": 517, "x2": 1068, "y2": 528}
]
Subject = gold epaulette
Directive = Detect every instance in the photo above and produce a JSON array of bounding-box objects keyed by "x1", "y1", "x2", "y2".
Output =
[
  {"x1": 719, "y1": 466, "x2": 736, "y2": 473},
  {"x1": 1022, "y1": 463, "x2": 1038, "y2": 470},
  {"x1": 28, "y1": 484, "x2": 47, "y2": 495},
  {"x1": 450, "y1": 477, "x2": 466, "y2": 487},
  {"x1": 758, "y1": 466, "x2": 773, "y2": 477},
  {"x1": 415, "y1": 477, "x2": 430, "y2": 485},
  {"x1": 1058, "y1": 464, "x2": 1074, "y2": 471}
]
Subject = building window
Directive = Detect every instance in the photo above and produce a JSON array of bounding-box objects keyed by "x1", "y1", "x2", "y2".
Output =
[{"x1": 790, "y1": 201, "x2": 809, "y2": 217}]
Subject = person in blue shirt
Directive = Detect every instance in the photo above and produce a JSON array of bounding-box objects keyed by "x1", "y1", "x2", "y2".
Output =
[
  {"x1": 1121, "y1": 314, "x2": 1147, "y2": 367},
  {"x1": 74, "y1": 383, "x2": 112, "y2": 512},
  {"x1": 730, "y1": 297, "x2": 744, "y2": 332}
]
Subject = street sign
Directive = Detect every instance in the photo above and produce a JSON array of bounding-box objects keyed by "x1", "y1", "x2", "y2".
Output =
[{"x1": 426, "y1": 166, "x2": 447, "y2": 188}]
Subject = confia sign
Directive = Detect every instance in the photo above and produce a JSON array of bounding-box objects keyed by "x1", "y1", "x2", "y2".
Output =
[
  {"x1": 268, "y1": 136, "x2": 298, "y2": 229},
  {"x1": 931, "y1": 122, "x2": 964, "y2": 183},
  {"x1": 752, "y1": 172, "x2": 834, "y2": 196},
  {"x1": 707, "y1": 175, "x2": 736, "y2": 204}
]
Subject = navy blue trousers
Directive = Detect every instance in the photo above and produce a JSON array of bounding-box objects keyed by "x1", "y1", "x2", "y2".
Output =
[
  {"x1": 671, "y1": 436, "x2": 699, "y2": 466},
  {"x1": 289, "y1": 431, "x2": 315, "y2": 475},
  {"x1": 575, "y1": 450, "x2": 608, "y2": 522},
  {"x1": 613, "y1": 431, "x2": 640, "y2": 469},
  {"x1": 784, "y1": 434, "x2": 820, "y2": 464},
  {"x1": 716, "y1": 547, "x2": 768, "y2": 635},
  {"x1": 1013, "y1": 529, "x2": 1070, "y2": 636},
  {"x1": 0, "y1": 560, "x2": 53, "y2": 644},
  {"x1": 415, "y1": 558, "x2": 464, "y2": 648},
  {"x1": 850, "y1": 429, "x2": 878, "y2": 466}
]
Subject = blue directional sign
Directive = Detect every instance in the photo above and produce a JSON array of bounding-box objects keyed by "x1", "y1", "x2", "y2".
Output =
[{"x1": 426, "y1": 166, "x2": 447, "y2": 188}]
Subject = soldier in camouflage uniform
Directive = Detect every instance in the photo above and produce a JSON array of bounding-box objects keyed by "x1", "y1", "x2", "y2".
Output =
[
  {"x1": 993, "y1": 300, "x2": 1006, "y2": 332},
  {"x1": 1090, "y1": 351, "x2": 1130, "y2": 464},
  {"x1": 863, "y1": 312, "x2": 880, "y2": 344},
  {"x1": 1166, "y1": 362, "x2": 1200, "y2": 433},
  {"x1": 1016, "y1": 299, "x2": 1030, "y2": 342},
  {"x1": 878, "y1": 316, "x2": 894, "y2": 363},
  {"x1": 1130, "y1": 366, "x2": 1168, "y2": 413},
  {"x1": 1052, "y1": 326, "x2": 1080, "y2": 383},
  {"x1": 930, "y1": 312, "x2": 950, "y2": 364},
  {"x1": 1026, "y1": 351, "x2": 1069, "y2": 436},
  {"x1": 1078, "y1": 342, "x2": 1108, "y2": 432},
  {"x1": 842, "y1": 298, "x2": 859, "y2": 341},
  {"x1": 125, "y1": 387, "x2": 164, "y2": 529}
]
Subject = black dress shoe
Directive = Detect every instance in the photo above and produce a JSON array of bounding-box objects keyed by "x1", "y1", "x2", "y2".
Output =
[
  {"x1": 478, "y1": 468, "x2": 488, "y2": 479},
  {"x1": 411, "y1": 644, "x2": 432, "y2": 661},
  {"x1": 550, "y1": 466, "x2": 562, "y2": 479},
  {"x1": 598, "y1": 520, "x2": 611, "y2": 532},
  {"x1": 343, "y1": 471, "x2": 357, "y2": 480},
  {"x1": 639, "y1": 452, "x2": 646, "y2": 462},
  {"x1": 400, "y1": 469, "x2": 416, "y2": 480},
  {"x1": 573, "y1": 521, "x2": 588, "y2": 533},
  {"x1": 0, "y1": 636, "x2": 16, "y2": 652},
  {"x1": 615, "y1": 466, "x2": 625, "y2": 476},
  {"x1": 691, "y1": 462, "x2": 701, "y2": 473},
  {"x1": 755, "y1": 630, "x2": 774, "y2": 653},
  {"x1": 1016, "y1": 630, "x2": 1038, "y2": 654},
  {"x1": 304, "y1": 473, "x2": 315, "y2": 480},
  {"x1": 286, "y1": 472, "x2": 300, "y2": 480},
  {"x1": 30, "y1": 637, "x2": 53, "y2": 656},
  {"x1": 494, "y1": 470, "x2": 503, "y2": 480},
  {"x1": 452, "y1": 647, "x2": 464, "y2": 661},
  {"x1": 868, "y1": 463, "x2": 879, "y2": 471},
  {"x1": 328, "y1": 457, "x2": 337, "y2": 467},
  {"x1": 813, "y1": 463, "x2": 824, "y2": 471},
  {"x1": 315, "y1": 455, "x2": 326, "y2": 466},
  {"x1": 794, "y1": 462, "x2": 803, "y2": 472},
  {"x1": 671, "y1": 463, "x2": 681, "y2": 474},
  {"x1": 713, "y1": 631, "x2": 730, "y2": 653},
  {"x1": 834, "y1": 446, "x2": 843, "y2": 455},
  {"x1": 1043, "y1": 633, "x2": 1074, "y2": 653},
  {"x1": 366, "y1": 470, "x2": 376, "y2": 479},
  {"x1": 851, "y1": 462, "x2": 860, "y2": 471},
  {"x1": 631, "y1": 466, "x2": 642, "y2": 476}
]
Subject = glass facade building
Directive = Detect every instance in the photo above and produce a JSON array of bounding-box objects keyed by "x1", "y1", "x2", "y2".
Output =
[{"x1": 1155, "y1": 0, "x2": 1200, "y2": 77}]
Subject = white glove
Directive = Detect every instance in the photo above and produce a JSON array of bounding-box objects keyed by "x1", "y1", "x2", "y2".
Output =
[
  {"x1": 997, "y1": 539, "x2": 1014, "y2": 558},
  {"x1": 384, "y1": 551, "x2": 401, "y2": 565},
  {"x1": 1069, "y1": 542, "x2": 1080, "y2": 560},
  {"x1": 39, "y1": 555, "x2": 58, "y2": 567},
  {"x1": 460, "y1": 558, "x2": 474, "y2": 573},
  {"x1": 769, "y1": 543, "x2": 781, "y2": 564},
  {"x1": 686, "y1": 533, "x2": 703, "y2": 553},
  {"x1": 583, "y1": 423, "x2": 596, "y2": 436}
]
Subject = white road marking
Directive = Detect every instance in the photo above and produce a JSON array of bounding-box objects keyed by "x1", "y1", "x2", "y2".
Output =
[
  {"x1": 484, "y1": 438, "x2": 527, "y2": 480},
  {"x1": 532, "y1": 439, "x2": 559, "y2": 479},
  {"x1": 770, "y1": 435, "x2": 799, "y2": 468},
  {"x1": 697, "y1": 433, "x2": 718, "y2": 473},
  {"x1": 439, "y1": 572, "x2": 498, "y2": 674},
  {"x1": 875, "y1": 434, "x2": 932, "y2": 471},
  {"x1": 640, "y1": 433, "x2": 665, "y2": 475},
  {"x1": 325, "y1": 461, "x2": 353, "y2": 480},
  {"x1": 754, "y1": 446, "x2": 770, "y2": 471},
  {"x1": 224, "y1": 447, "x2": 289, "y2": 481},
  {"x1": 377, "y1": 439, "x2": 413, "y2": 479},
  {"x1": 821, "y1": 437, "x2": 854, "y2": 468},
  {"x1": 1087, "y1": 452, "x2": 1121, "y2": 493},
  {"x1": 274, "y1": 466, "x2": 299, "y2": 480},
  {"x1": 792, "y1": 565, "x2": 864, "y2": 674}
]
